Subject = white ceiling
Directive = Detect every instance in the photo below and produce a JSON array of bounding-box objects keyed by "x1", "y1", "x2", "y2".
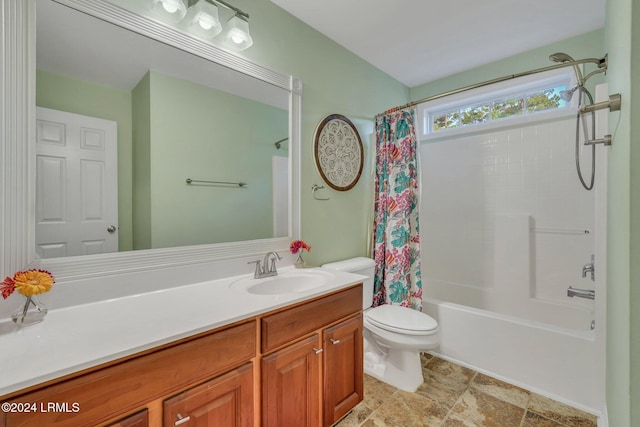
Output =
[{"x1": 270, "y1": 0, "x2": 606, "y2": 88}]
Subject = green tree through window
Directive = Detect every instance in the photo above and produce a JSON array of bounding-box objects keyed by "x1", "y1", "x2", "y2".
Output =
[{"x1": 430, "y1": 84, "x2": 567, "y2": 133}]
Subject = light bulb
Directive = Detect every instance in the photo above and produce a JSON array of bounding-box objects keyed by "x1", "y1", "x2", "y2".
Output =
[
  {"x1": 151, "y1": 0, "x2": 187, "y2": 22},
  {"x1": 162, "y1": 2, "x2": 178, "y2": 13},
  {"x1": 231, "y1": 34, "x2": 244, "y2": 44},
  {"x1": 198, "y1": 16, "x2": 213, "y2": 30}
]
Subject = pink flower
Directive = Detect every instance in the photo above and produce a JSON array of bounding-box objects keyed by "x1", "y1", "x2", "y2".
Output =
[{"x1": 290, "y1": 240, "x2": 311, "y2": 254}]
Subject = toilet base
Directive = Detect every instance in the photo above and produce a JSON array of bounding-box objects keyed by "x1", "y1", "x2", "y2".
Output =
[{"x1": 363, "y1": 340, "x2": 424, "y2": 392}]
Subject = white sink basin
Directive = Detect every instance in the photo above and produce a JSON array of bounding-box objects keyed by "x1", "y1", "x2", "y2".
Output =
[{"x1": 230, "y1": 269, "x2": 335, "y2": 295}]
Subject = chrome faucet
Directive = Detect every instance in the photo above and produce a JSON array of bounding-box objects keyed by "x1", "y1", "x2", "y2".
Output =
[
  {"x1": 582, "y1": 254, "x2": 595, "y2": 281},
  {"x1": 248, "y1": 251, "x2": 282, "y2": 279},
  {"x1": 263, "y1": 251, "x2": 282, "y2": 276}
]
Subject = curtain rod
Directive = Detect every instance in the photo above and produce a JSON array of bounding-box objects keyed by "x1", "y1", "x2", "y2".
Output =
[{"x1": 382, "y1": 56, "x2": 606, "y2": 115}]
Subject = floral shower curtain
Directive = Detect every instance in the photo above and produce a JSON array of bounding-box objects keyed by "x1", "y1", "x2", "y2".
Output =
[{"x1": 372, "y1": 107, "x2": 422, "y2": 310}]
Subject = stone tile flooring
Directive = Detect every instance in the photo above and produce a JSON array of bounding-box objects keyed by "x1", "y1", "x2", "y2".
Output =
[{"x1": 336, "y1": 354, "x2": 598, "y2": 427}]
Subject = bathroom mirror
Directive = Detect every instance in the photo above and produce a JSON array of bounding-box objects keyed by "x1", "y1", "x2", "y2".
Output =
[{"x1": 0, "y1": 0, "x2": 301, "y2": 280}]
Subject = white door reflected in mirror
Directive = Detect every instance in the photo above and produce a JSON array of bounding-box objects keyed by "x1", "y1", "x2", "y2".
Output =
[{"x1": 36, "y1": 107, "x2": 118, "y2": 258}]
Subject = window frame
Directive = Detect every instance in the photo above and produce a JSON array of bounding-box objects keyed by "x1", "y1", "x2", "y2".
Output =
[{"x1": 417, "y1": 68, "x2": 578, "y2": 141}]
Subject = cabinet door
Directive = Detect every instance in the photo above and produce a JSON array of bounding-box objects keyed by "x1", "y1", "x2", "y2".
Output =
[
  {"x1": 106, "y1": 409, "x2": 149, "y2": 427},
  {"x1": 323, "y1": 314, "x2": 363, "y2": 427},
  {"x1": 262, "y1": 334, "x2": 322, "y2": 427},
  {"x1": 163, "y1": 363, "x2": 253, "y2": 427}
]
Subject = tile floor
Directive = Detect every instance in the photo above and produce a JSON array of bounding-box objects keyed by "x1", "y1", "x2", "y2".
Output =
[{"x1": 337, "y1": 354, "x2": 598, "y2": 427}]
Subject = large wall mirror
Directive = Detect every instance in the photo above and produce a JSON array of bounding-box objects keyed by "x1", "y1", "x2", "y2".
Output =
[{"x1": 0, "y1": 0, "x2": 301, "y2": 281}]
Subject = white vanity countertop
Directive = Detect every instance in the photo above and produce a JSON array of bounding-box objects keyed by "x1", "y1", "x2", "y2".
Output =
[{"x1": 0, "y1": 267, "x2": 365, "y2": 397}]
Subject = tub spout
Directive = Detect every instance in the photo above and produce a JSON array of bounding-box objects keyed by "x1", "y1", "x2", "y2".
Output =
[{"x1": 567, "y1": 286, "x2": 595, "y2": 300}]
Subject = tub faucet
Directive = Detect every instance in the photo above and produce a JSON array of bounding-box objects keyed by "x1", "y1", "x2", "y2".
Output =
[
  {"x1": 582, "y1": 254, "x2": 595, "y2": 281},
  {"x1": 567, "y1": 286, "x2": 595, "y2": 300}
]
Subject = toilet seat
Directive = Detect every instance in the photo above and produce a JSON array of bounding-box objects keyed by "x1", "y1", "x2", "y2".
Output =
[{"x1": 366, "y1": 305, "x2": 438, "y2": 336}]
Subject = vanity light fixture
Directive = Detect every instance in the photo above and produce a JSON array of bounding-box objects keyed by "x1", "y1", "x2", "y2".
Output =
[
  {"x1": 189, "y1": 0, "x2": 222, "y2": 38},
  {"x1": 151, "y1": 0, "x2": 252, "y2": 50},
  {"x1": 224, "y1": 12, "x2": 253, "y2": 50},
  {"x1": 151, "y1": 0, "x2": 188, "y2": 23}
]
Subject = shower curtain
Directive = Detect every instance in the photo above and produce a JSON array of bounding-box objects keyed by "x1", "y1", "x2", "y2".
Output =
[{"x1": 372, "y1": 107, "x2": 422, "y2": 310}]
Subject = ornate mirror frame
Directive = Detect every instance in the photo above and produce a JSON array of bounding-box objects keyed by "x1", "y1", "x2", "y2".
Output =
[
  {"x1": 0, "y1": 0, "x2": 302, "y2": 281},
  {"x1": 313, "y1": 114, "x2": 363, "y2": 191}
]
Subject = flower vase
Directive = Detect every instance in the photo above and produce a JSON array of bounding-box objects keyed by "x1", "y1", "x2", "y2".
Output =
[
  {"x1": 11, "y1": 295, "x2": 48, "y2": 326},
  {"x1": 294, "y1": 253, "x2": 305, "y2": 268}
]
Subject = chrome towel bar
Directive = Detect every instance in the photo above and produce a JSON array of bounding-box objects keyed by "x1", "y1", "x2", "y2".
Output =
[{"x1": 186, "y1": 178, "x2": 247, "y2": 187}]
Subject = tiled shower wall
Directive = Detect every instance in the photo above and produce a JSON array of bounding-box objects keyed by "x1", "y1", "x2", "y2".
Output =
[{"x1": 420, "y1": 115, "x2": 596, "y2": 311}]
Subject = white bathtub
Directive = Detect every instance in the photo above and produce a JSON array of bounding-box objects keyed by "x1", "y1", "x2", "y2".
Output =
[{"x1": 423, "y1": 297, "x2": 600, "y2": 414}]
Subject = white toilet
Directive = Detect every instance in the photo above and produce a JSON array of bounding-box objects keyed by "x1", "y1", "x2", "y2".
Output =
[{"x1": 322, "y1": 257, "x2": 440, "y2": 392}]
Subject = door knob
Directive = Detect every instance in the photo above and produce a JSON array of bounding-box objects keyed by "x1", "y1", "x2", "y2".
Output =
[{"x1": 107, "y1": 225, "x2": 117, "y2": 233}]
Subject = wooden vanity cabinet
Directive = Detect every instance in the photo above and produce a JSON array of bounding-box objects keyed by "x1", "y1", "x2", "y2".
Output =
[
  {"x1": 1, "y1": 284, "x2": 363, "y2": 427},
  {"x1": 260, "y1": 285, "x2": 363, "y2": 427},
  {"x1": 0, "y1": 321, "x2": 256, "y2": 427}
]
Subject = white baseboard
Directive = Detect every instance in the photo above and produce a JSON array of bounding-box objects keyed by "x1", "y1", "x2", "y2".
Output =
[{"x1": 597, "y1": 405, "x2": 608, "y2": 427}]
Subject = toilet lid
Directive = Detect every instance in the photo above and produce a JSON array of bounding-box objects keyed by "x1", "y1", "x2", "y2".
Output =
[{"x1": 366, "y1": 305, "x2": 438, "y2": 335}]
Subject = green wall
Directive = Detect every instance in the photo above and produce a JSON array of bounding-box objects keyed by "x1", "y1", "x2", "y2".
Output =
[
  {"x1": 35, "y1": 69, "x2": 134, "y2": 252},
  {"x1": 135, "y1": 71, "x2": 288, "y2": 249},
  {"x1": 631, "y1": 2, "x2": 640, "y2": 424},
  {"x1": 605, "y1": 0, "x2": 637, "y2": 426},
  {"x1": 132, "y1": 72, "x2": 152, "y2": 250},
  {"x1": 244, "y1": 0, "x2": 409, "y2": 265}
]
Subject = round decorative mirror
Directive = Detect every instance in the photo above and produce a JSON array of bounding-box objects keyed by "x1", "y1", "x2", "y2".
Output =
[{"x1": 313, "y1": 114, "x2": 364, "y2": 191}]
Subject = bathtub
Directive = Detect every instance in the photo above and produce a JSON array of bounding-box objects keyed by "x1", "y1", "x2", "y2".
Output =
[{"x1": 422, "y1": 297, "x2": 600, "y2": 414}]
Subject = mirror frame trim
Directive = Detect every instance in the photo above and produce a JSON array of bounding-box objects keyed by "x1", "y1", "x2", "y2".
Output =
[{"x1": 0, "y1": 0, "x2": 301, "y2": 281}]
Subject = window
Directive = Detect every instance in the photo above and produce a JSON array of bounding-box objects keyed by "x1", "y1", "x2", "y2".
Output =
[{"x1": 419, "y1": 69, "x2": 576, "y2": 139}]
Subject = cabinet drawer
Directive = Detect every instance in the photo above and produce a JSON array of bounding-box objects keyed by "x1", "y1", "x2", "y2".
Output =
[
  {"x1": 261, "y1": 285, "x2": 362, "y2": 353},
  {"x1": 2, "y1": 321, "x2": 256, "y2": 427}
]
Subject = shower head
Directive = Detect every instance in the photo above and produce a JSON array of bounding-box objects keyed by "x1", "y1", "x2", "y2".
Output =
[
  {"x1": 560, "y1": 86, "x2": 579, "y2": 102},
  {"x1": 559, "y1": 85, "x2": 594, "y2": 106},
  {"x1": 549, "y1": 52, "x2": 584, "y2": 86},
  {"x1": 549, "y1": 52, "x2": 575, "y2": 64}
]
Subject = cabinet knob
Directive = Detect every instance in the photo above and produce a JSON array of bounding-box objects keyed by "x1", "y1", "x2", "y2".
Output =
[
  {"x1": 313, "y1": 347, "x2": 323, "y2": 354},
  {"x1": 175, "y1": 413, "x2": 191, "y2": 426},
  {"x1": 330, "y1": 339, "x2": 341, "y2": 345}
]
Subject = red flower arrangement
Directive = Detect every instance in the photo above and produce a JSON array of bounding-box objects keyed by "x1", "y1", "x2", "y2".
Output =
[{"x1": 290, "y1": 240, "x2": 311, "y2": 254}]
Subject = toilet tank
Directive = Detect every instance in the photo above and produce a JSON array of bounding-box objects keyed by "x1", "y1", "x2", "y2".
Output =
[{"x1": 322, "y1": 257, "x2": 376, "y2": 309}]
